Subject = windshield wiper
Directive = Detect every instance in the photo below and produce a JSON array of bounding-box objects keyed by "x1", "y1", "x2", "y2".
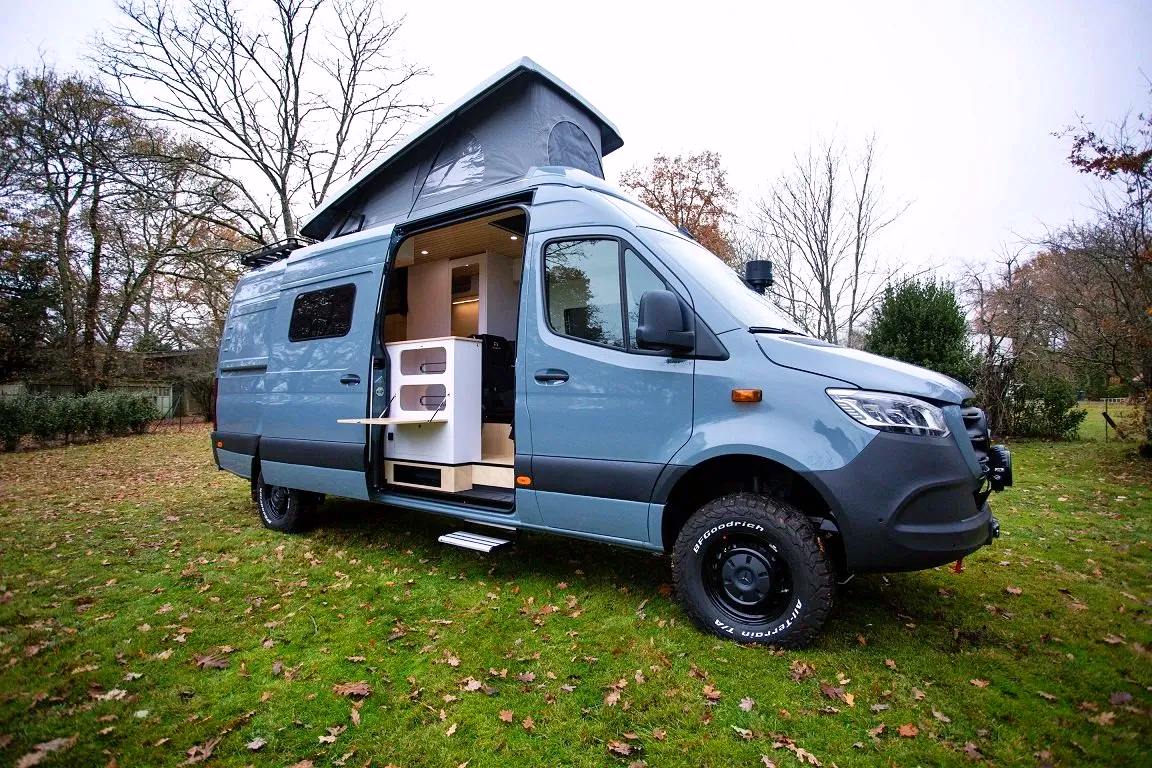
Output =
[{"x1": 749, "y1": 326, "x2": 796, "y2": 334}]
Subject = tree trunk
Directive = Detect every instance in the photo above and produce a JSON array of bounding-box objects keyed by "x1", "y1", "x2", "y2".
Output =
[
  {"x1": 1142, "y1": 359, "x2": 1152, "y2": 458},
  {"x1": 79, "y1": 179, "x2": 105, "y2": 392},
  {"x1": 54, "y1": 207, "x2": 78, "y2": 380}
]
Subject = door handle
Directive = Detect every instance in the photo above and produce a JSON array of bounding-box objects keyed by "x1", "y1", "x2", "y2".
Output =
[
  {"x1": 534, "y1": 368, "x2": 569, "y2": 383},
  {"x1": 339, "y1": 373, "x2": 361, "y2": 385}
]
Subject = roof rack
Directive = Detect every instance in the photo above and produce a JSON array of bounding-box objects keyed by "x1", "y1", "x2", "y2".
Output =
[{"x1": 240, "y1": 237, "x2": 312, "y2": 269}]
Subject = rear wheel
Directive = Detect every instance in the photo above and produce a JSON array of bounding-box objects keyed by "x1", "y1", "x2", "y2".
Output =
[
  {"x1": 255, "y1": 472, "x2": 317, "y2": 533},
  {"x1": 672, "y1": 492, "x2": 833, "y2": 647}
]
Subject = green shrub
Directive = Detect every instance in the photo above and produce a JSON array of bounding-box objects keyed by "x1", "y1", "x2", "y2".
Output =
[
  {"x1": 125, "y1": 395, "x2": 159, "y2": 433},
  {"x1": 1005, "y1": 377, "x2": 1087, "y2": 440},
  {"x1": 27, "y1": 394, "x2": 62, "y2": 442},
  {"x1": 0, "y1": 396, "x2": 30, "y2": 451},
  {"x1": 0, "y1": 391, "x2": 159, "y2": 448},
  {"x1": 57, "y1": 396, "x2": 89, "y2": 443}
]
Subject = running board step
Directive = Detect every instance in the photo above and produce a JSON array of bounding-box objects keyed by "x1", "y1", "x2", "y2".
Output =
[{"x1": 438, "y1": 531, "x2": 513, "y2": 553}]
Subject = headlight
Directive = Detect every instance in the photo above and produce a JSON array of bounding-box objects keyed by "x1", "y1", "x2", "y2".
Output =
[{"x1": 827, "y1": 388, "x2": 950, "y2": 437}]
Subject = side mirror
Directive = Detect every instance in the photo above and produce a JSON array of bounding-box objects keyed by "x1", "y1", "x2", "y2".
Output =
[{"x1": 636, "y1": 290, "x2": 694, "y2": 352}]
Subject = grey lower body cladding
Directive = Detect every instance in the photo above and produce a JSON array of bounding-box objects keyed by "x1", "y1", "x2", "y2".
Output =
[
  {"x1": 804, "y1": 431, "x2": 995, "y2": 573},
  {"x1": 210, "y1": 432, "x2": 364, "y2": 472}
]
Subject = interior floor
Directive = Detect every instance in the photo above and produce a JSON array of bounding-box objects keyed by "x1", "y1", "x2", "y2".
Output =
[{"x1": 371, "y1": 209, "x2": 525, "y2": 504}]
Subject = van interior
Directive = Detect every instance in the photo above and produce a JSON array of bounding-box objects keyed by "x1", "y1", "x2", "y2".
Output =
[{"x1": 368, "y1": 209, "x2": 527, "y2": 508}]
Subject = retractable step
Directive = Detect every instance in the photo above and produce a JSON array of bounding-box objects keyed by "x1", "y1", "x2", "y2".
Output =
[{"x1": 438, "y1": 530, "x2": 513, "y2": 553}]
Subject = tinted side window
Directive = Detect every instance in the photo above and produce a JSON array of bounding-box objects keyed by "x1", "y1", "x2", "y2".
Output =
[
  {"x1": 288, "y1": 284, "x2": 356, "y2": 341},
  {"x1": 623, "y1": 248, "x2": 668, "y2": 347},
  {"x1": 543, "y1": 239, "x2": 624, "y2": 348}
]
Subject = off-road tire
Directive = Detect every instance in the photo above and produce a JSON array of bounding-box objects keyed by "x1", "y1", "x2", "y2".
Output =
[
  {"x1": 255, "y1": 472, "x2": 318, "y2": 533},
  {"x1": 672, "y1": 492, "x2": 834, "y2": 648}
]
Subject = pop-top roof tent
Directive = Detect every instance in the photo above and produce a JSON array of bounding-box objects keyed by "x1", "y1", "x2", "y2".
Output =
[{"x1": 299, "y1": 57, "x2": 624, "y2": 241}]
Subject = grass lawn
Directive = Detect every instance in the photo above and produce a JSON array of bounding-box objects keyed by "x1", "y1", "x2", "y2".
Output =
[
  {"x1": 1077, "y1": 401, "x2": 1142, "y2": 443},
  {"x1": 1, "y1": 426, "x2": 1149, "y2": 767}
]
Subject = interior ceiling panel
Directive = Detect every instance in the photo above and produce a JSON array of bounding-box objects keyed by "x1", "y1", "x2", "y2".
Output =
[{"x1": 408, "y1": 211, "x2": 524, "y2": 263}]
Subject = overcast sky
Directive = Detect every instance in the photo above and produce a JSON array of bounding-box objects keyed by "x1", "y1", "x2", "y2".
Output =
[{"x1": 4, "y1": 0, "x2": 1149, "y2": 276}]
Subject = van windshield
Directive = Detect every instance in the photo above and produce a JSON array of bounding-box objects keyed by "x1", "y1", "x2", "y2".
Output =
[{"x1": 639, "y1": 227, "x2": 803, "y2": 334}]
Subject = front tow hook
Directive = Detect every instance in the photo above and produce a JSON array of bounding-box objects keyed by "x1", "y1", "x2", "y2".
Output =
[{"x1": 987, "y1": 516, "x2": 1001, "y2": 544}]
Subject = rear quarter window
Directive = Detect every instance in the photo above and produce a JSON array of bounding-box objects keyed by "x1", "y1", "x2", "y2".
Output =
[{"x1": 288, "y1": 284, "x2": 356, "y2": 342}]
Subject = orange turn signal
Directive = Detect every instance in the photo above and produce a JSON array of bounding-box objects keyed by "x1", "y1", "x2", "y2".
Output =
[
  {"x1": 515, "y1": 475, "x2": 533, "y2": 487},
  {"x1": 731, "y1": 388, "x2": 762, "y2": 403}
]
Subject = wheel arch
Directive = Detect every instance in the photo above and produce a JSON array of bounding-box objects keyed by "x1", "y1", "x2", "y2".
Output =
[{"x1": 654, "y1": 453, "x2": 845, "y2": 571}]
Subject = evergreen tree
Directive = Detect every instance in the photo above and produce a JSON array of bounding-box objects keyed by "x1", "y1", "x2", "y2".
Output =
[{"x1": 866, "y1": 279, "x2": 972, "y2": 382}]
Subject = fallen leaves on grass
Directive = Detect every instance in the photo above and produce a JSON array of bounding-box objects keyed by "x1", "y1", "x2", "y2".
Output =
[
  {"x1": 245, "y1": 738, "x2": 266, "y2": 751},
  {"x1": 608, "y1": 740, "x2": 633, "y2": 756},
  {"x1": 962, "y1": 742, "x2": 984, "y2": 760},
  {"x1": 732, "y1": 725, "x2": 754, "y2": 740},
  {"x1": 183, "y1": 735, "x2": 222, "y2": 765},
  {"x1": 770, "y1": 734, "x2": 820, "y2": 766},
  {"x1": 499, "y1": 710, "x2": 514, "y2": 723},
  {"x1": 789, "y1": 660, "x2": 815, "y2": 682},
  {"x1": 193, "y1": 654, "x2": 228, "y2": 670},
  {"x1": 15, "y1": 736, "x2": 77, "y2": 768},
  {"x1": 319, "y1": 725, "x2": 346, "y2": 743},
  {"x1": 739, "y1": 696, "x2": 755, "y2": 712},
  {"x1": 970, "y1": 679, "x2": 990, "y2": 688},
  {"x1": 897, "y1": 723, "x2": 919, "y2": 738},
  {"x1": 332, "y1": 681, "x2": 371, "y2": 698},
  {"x1": 1089, "y1": 711, "x2": 1116, "y2": 726},
  {"x1": 819, "y1": 682, "x2": 854, "y2": 707}
]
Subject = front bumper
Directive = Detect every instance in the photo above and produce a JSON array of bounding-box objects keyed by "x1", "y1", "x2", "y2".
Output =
[{"x1": 803, "y1": 430, "x2": 1005, "y2": 573}]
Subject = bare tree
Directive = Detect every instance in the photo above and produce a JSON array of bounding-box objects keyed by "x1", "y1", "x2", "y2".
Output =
[
  {"x1": 98, "y1": 136, "x2": 238, "y2": 379},
  {"x1": 961, "y1": 247, "x2": 1029, "y2": 435},
  {"x1": 748, "y1": 136, "x2": 908, "y2": 346},
  {"x1": 95, "y1": 0, "x2": 430, "y2": 242},
  {"x1": 0, "y1": 66, "x2": 144, "y2": 390}
]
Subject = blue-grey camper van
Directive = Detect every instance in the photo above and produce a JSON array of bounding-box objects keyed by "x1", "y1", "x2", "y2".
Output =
[{"x1": 212, "y1": 58, "x2": 1012, "y2": 647}]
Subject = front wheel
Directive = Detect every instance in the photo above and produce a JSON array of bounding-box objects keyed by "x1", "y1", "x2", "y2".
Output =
[
  {"x1": 672, "y1": 493, "x2": 834, "y2": 648},
  {"x1": 255, "y1": 472, "x2": 317, "y2": 533}
]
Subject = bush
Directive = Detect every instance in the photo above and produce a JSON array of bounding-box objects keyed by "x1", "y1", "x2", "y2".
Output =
[
  {"x1": 1005, "y1": 377, "x2": 1087, "y2": 440},
  {"x1": 0, "y1": 391, "x2": 159, "y2": 450},
  {"x1": 0, "y1": 396, "x2": 30, "y2": 451},
  {"x1": 865, "y1": 279, "x2": 974, "y2": 383}
]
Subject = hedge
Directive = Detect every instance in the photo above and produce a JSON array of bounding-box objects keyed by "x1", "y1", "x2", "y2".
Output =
[
  {"x1": 1003, "y1": 377, "x2": 1087, "y2": 440},
  {"x1": 0, "y1": 392, "x2": 160, "y2": 451}
]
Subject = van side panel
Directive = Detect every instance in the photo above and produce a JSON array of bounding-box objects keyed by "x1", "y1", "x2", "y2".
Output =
[
  {"x1": 215, "y1": 263, "x2": 286, "y2": 471},
  {"x1": 258, "y1": 232, "x2": 392, "y2": 501}
]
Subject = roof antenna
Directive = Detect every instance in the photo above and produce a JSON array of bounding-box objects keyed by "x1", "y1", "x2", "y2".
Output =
[{"x1": 744, "y1": 261, "x2": 774, "y2": 294}]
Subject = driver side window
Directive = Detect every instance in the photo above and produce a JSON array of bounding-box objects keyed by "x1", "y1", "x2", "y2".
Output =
[{"x1": 543, "y1": 238, "x2": 667, "y2": 351}]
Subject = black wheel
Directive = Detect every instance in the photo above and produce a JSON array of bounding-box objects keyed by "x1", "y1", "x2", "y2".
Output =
[
  {"x1": 255, "y1": 472, "x2": 317, "y2": 533},
  {"x1": 672, "y1": 492, "x2": 834, "y2": 648}
]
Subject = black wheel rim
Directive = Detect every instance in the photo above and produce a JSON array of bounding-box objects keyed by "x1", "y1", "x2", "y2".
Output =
[
  {"x1": 702, "y1": 533, "x2": 794, "y2": 625},
  {"x1": 264, "y1": 484, "x2": 290, "y2": 521}
]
